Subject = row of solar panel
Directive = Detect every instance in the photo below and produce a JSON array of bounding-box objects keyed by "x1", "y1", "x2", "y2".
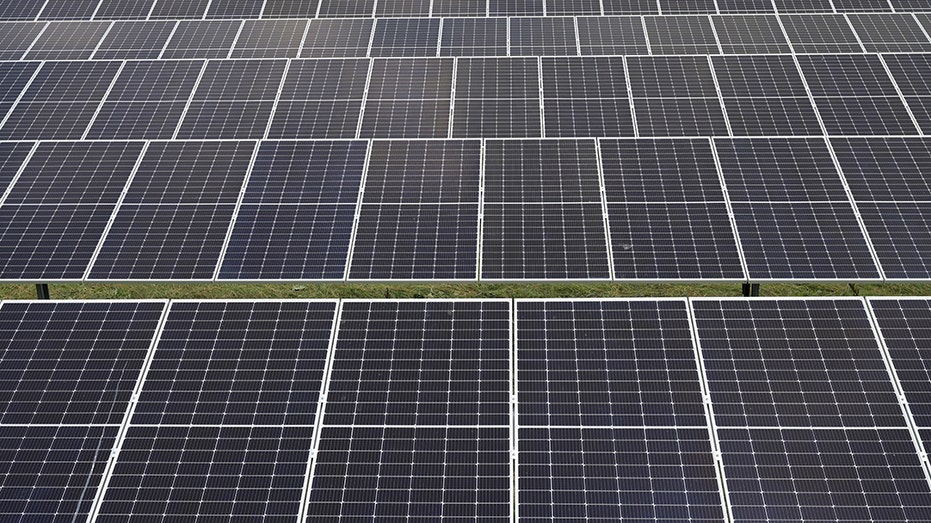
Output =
[
  {"x1": 1, "y1": 297, "x2": 930, "y2": 521},
  {"x1": 3, "y1": 53, "x2": 931, "y2": 142},
  {"x1": 3, "y1": 14, "x2": 931, "y2": 62},
  {"x1": 1, "y1": 136, "x2": 930, "y2": 282},
  {"x1": 3, "y1": 0, "x2": 931, "y2": 20}
]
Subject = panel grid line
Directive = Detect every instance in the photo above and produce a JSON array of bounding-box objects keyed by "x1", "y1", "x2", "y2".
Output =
[
  {"x1": 85, "y1": 299, "x2": 172, "y2": 523},
  {"x1": 877, "y1": 53, "x2": 926, "y2": 136},
  {"x1": 296, "y1": 299, "x2": 343, "y2": 523},
  {"x1": 342, "y1": 140, "x2": 374, "y2": 281},
  {"x1": 169, "y1": 59, "x2": 209, "y2": 140},
  {"x1": 594, "y1": 138, "x2": 616, "y2": 281},
  {"x1": 0, "y1": 141, "x2": 38, "y2": 208},
  {"x1": 80, "y1": 59, "x2": 126, "y2": 141},
  {"x1": 210, "y1": 140, "x2": 261, "y2": 281},
  {"x1": 686, "y1": 298, "x2": 736, "y2": 523},
  {"x1": 865, "y1": 298, "x2": 931, "y2": 486},
  {"x1": 708, "y1": 137, "x2": 751, "y2": 281},
  {"x1": 84, "y1": 141, "x2": 151, "y2": 280}
]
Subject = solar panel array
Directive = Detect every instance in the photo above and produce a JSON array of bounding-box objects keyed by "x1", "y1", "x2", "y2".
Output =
[
  {"x1": 1, "y1": 297, "x2": 931, "y2": 521},
  {"x1": 1, "y1": 3, "x2": 931, "y2": 282}
]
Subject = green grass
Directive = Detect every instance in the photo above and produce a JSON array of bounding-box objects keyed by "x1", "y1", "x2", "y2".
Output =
[{"x1": 3, "y1": 282, "x2": 931, "y2": 300}]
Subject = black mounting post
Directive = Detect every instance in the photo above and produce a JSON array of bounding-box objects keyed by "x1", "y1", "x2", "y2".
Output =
[
  {"x1": 35, "y1": 284, "x2": 50, "y2": 300},
  {"x1": 742, "y1": 283, "x2": 760, "y2": 297}
]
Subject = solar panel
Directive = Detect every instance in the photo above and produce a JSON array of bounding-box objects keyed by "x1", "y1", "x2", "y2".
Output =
[
  {"x1": 219, "y1": 140, "x2": 366, "y2": 280},
  {"x1": 323, "y1": 300, "x2": 510, "y2": 425},
  {"x1": 516, "y1": 299, "x2": 705, "y2": 426},
  {"x1": 0, "y1": 22, "x2": 45, "y2": 59},
  {"x1": 176, "y1": 59, "x2": 286, "y2": 140},
  {"x1": 694, "y1": 298, "x2": 931, "y2": 523},
  {"x1": 576, "y1": 15, "x2": 649, "y2": 55},
  {"x1": 482, "y1": 139, "x2": 610, "y2": 279},
  {"x1": 600, "y1": 138, "x2": 744, "y2": 279},
  {"x1": 453, "y1": 57, "x2": 541, "y2": 138},
  {"x1": 306, "y1": 299, "x2": 511, "y2": 520},
  {"x1": 92, "y1": 20, "x2": 177, "y2": 60},
  {"x1": 269, "y1": 58, "x2": 368, "y2": 139},
  {"x1": 644, "y1": 15, "x2": 719, "y2": 54},
  {"x1": 831, "y1": 137, "x2": 931, "y2": 279},
  {"x1": 798, "y1": 54, "x2": 920, "y2": 136},
  {"x1": 360, "y1": 58, "x2": 453, "y2": 138},
  {"x1": 160, "y1": 20, "x2": 241, "y2": 59},
  {"x1": 132, "y1": 300, "x2": 336, "y2": 425},
  {"x1": 711, "y1": 55, "x2": 822, "y2": 135},
  {"x1": 301, "y1": 18, "x2": 374, "y2": 57},
  {"x1": 541, "y1": 56, "x2": 634, "y2": 137},
  {"x1": 88, "y1": 140, "x2": 254, "y2": 280},
  {"x1": 440, "y1": 17, "x2": 507, "y2": 56},
  {"x1": 0, "y1": 425, "x2": 119, "y2": 522},
  {"x1": 86, "y1": 59, "x2": 202, "y2": 140},
  {"x1": 349, "y1": 139, "x2": 480, "y2": 280},
  {"x1": 712, "y1": 14, "x2": 792, "y2": 54},
  {"x1": 0, "y1": 61, "x2": 122, "y2": 140},
  {"x1": 626, "y1": 56, "x2": 729, "y2": 137},
  {"x1": 0, "y1": 300, "x2": 165, "y2": 424},
  {"x1": 230, "y1": 19, "x2": 308, "y2": 59}
]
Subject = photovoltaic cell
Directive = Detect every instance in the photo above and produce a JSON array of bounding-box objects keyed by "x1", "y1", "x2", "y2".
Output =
[
  {"x1": 0, "y1": 1, "x2": 44, "y2": 20},
  {"x1": 131, "y1": 300, "x2": 336, "y2": 425},
  {"x1": 0, "y1": 300, "x2": 165, "y2": 424}
]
